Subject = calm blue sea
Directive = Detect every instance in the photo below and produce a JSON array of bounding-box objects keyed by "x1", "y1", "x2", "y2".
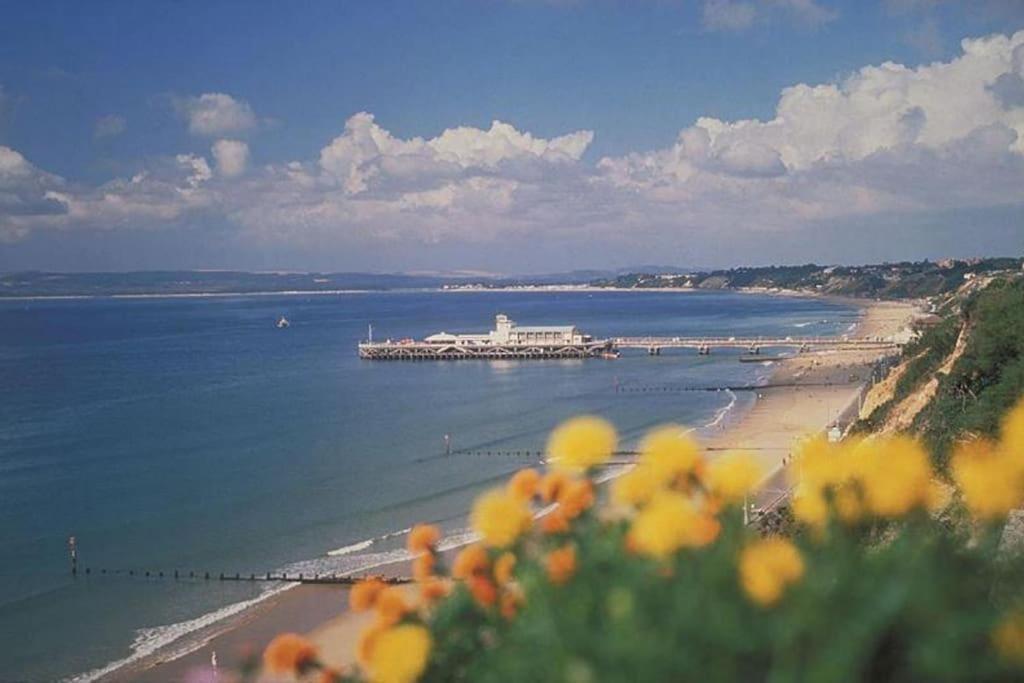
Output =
[{"x1": 0, "y1": 289, "x2": 855, "y2": 681}]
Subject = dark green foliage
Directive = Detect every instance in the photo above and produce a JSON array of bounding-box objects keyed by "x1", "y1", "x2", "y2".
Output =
[{"x1": 916, "y1": 279, "x2": 1024, "y2": 467}]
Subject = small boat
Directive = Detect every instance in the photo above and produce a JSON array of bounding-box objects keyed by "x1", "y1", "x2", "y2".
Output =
[
  {"x1": 277, "y1": 316, "x2": 290, "y2": 329},
  {"x1": 601, "y1": 350, "x2": 621, "y2": 360}
]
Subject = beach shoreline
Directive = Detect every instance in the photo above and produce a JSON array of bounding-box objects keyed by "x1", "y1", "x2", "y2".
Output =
[{"x1": 102, "y1": 294, "x2": 920, "y2": 682}]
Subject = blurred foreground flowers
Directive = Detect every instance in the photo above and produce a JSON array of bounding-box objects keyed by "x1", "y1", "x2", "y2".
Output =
[{"x1": 263, "y1": 398, "x2": 1024, "y2": 682}]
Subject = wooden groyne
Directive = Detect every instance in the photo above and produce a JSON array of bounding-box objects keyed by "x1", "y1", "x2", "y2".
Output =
[{"x1": 69, "y1": 556, "x2": 410, "y2": 585}]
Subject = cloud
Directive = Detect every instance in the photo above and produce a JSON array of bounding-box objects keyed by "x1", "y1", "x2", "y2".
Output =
[
  {"x1": 767, "y1": 0, "x2": 838, "y2": 27},
  {"x1": 0, "y1": 146, "x2": 68, "y2": 241},
  {"x1": 317, "y1": 112, "x2": 593, "y2": 194},
  {"x1": 94, "y1": 114, "x2": 127, "y2": 139},
  {"x1": 702, "y1": 0, "x2": 757, "y2": 32},
  {"x1": 212, "y1": 139, "x2": 249, "y2": 177},
  {"x1": 175, "y1": 93, "x2": 258, "y2": 136},
  {"x1": 2, "y1": 30, "x2": 1023, "y2": 266},
  {"x1": 702, "y1": 0, "x2": 837, "y2": 32}
]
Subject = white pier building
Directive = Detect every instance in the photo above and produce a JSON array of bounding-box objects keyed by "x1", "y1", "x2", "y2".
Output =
[{"x1": 359, "y1": 314, "x2": 611, "y2": 360}]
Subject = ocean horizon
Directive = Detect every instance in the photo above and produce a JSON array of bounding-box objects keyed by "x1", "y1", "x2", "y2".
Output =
[{"x1": 0, "y1": 289, "x2": 856, "y2": 681}]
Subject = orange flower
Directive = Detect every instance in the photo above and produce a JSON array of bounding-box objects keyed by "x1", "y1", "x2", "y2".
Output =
[
  {"x1": 356, "y1": 621, "x2": 385, "y2": 669},
  {"x1": 539, "y1": 470, "x2": 571, "y2": 503},
  {"x1": 494, "y1": 552, "x2": 516, "y2": 585},
  {"x1": 412, "y1": 552, "x2": 436, "y2": 581},
  {"x1": 452, "y1": 544, "x2": 489, "y2": 579},
  {"x1": 546, "y1": 545, "x2": 577, "y2": 585},
  {"x1": 419, "y1": 576, "x2": 450, "y2": 603},
  {"x1": 263, "y1": 633, "x2": 318, "y2": 675},
  {"x1": 375, "y1": 586, "x2": 410, "y2": 626},
  {"x1": 407, "y1": 524, "x2": 441, "y2": 554},
  {"x1": 468, "y1": 575, "x2": 498, "y2": 607},
  {"x1": 500, "y1": 587, "x2": 524, "y2": 620},
  {"x1": 540, "y1": 508, "x2": 571, "y2": 535},
  {"x1": 690, "y1": 512, "x2": 722, "y2": 546},
  {"x1": 508, "y1": 468, "x2": 542, "y2": 500},
  {"x1": 319, "y1": 667, "x2": 343, "y2": 683},
  {"x1": 558, "y1": 478, "x2": 595, "y2": 519},
  {"x1": 350, "y1": 577, "x2": 387, "y2": 611}
]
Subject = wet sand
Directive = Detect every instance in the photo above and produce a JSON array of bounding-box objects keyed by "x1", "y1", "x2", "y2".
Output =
[{"x1": 108, "y1": 297, "x2": 920, "y2": 682}]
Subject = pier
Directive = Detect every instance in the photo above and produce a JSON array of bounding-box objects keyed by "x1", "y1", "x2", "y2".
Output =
[
  {"x1": 359, "y1": 331, "x2": 902, "y2": 360},
  {"x1": 612, "y1": 335, "x2": 901, "y2": 355}
]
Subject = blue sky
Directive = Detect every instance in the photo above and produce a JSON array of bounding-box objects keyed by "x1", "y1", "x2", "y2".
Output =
[{"x1": 1, "y1": 1, "x2": 1022, "y2": 273}]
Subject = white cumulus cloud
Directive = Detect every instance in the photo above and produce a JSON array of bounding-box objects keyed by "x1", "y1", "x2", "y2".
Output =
[
  {"x1": 212, "y1": 139, "x2": 250, "y2": 177},
  {"x1": 176, "y1": 93, "x2": 258, "y2": 136}
]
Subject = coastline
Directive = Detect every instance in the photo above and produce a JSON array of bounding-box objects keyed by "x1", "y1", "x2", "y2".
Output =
[{"x1": 101, "y1": 294, "x2": 919, "y2": 682}]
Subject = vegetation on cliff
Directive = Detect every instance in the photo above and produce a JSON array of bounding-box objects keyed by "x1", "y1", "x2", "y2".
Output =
[
  {"x1": 594, "y1": 258, "x2": 1023, "y2": 300},
  {"x1": 857, "y1": 276, "x2": 1024, "y2": 468}
]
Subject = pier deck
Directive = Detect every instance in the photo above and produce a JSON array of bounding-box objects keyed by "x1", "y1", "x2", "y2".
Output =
[
  {"x1": 613, "y1": 336, "x2": 900, "y2": 355},
  {"x1": 358, "y1": 340, "x2": 614, "y2": 360},
  {"x1": 358, "y1": 336, "x2": 900, "y2": 359}
]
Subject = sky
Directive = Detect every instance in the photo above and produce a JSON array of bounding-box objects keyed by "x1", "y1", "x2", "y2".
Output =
[{"x1": 0, "y1": 0, "x2": 1022, "y2": 274}]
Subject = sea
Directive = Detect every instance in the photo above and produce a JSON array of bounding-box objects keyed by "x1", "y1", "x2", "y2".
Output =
[{"x1": 0, "y1": 289, "x2": 856, "y2": 681}]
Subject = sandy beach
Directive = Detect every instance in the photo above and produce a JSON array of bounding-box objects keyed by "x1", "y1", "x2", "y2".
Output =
[{"x1": 108, "y1": 296, "x2": 920, "y2": 683}]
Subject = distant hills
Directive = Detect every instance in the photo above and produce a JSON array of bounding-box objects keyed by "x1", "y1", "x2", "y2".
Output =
[
  {"x1": 2, "y1": 259, "x2": 1021, "y2": 298},
  {"x1": 592, "y1": 258, "x2": 1024, "y2": 299}
]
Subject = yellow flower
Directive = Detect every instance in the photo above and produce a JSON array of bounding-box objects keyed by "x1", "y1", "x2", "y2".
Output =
[
  {"x1": 791, "y1": 484, "x2": 829, "y2": 530},
  {"x1": 790, "y1": 434, "x2": 852, "y2": 489},
  {"x1": 547, "y1": 415, "x2": 618, "y2": 471},
  {"x1": 471, "y1": 488, "x2": 533, "y2": 547},
  {"x1": 494, "y1": 552, "x2": 516, "y2": 585},
  {"x1": 367, "y1": 624, "x2": 432, "y2": 683},
  {"x1": 833, "y1": 485, "x2": 863, "y2": 524},
  {"x1": 638, "y1": 425, "x2": 702, "y2": 485},
  {"x1": 611, "y1": 465, "x2": 662, "y2": 508},
  {"x1": 857, "y1": 436, "x2": 933, "y2": 518},
  {"x1": 952, "y1": 438, "x2": 1024, "y2": 521},
  {"x1": 739, "y1": 537, "x2": 805, "y2": 607},
  {"x1": 407, "y1": 524, "x2": 441, "y2": 554},
  {"x1": 629, "y1": 491, "x2": 718, "y2": 558},
  {"x1": 706, "y1": 451, "x2": 762, "y2": 504},
  {"x1": 508, "y1": 468, "x2": 542, "y2": 500},
  {"x1": 546, "y1": 544, "x2": 577, "y2": 585},
  {"x1": 263, "y1": 633, "x2": 318, "y2": 675},
  {"x1": 993, "y1": 610, "x2": 1024, "y2": 665}
]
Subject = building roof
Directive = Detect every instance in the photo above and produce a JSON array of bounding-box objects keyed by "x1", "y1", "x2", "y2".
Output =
[{"x1": 512, "y1": 325, "x2": 576, "y2": 333}]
